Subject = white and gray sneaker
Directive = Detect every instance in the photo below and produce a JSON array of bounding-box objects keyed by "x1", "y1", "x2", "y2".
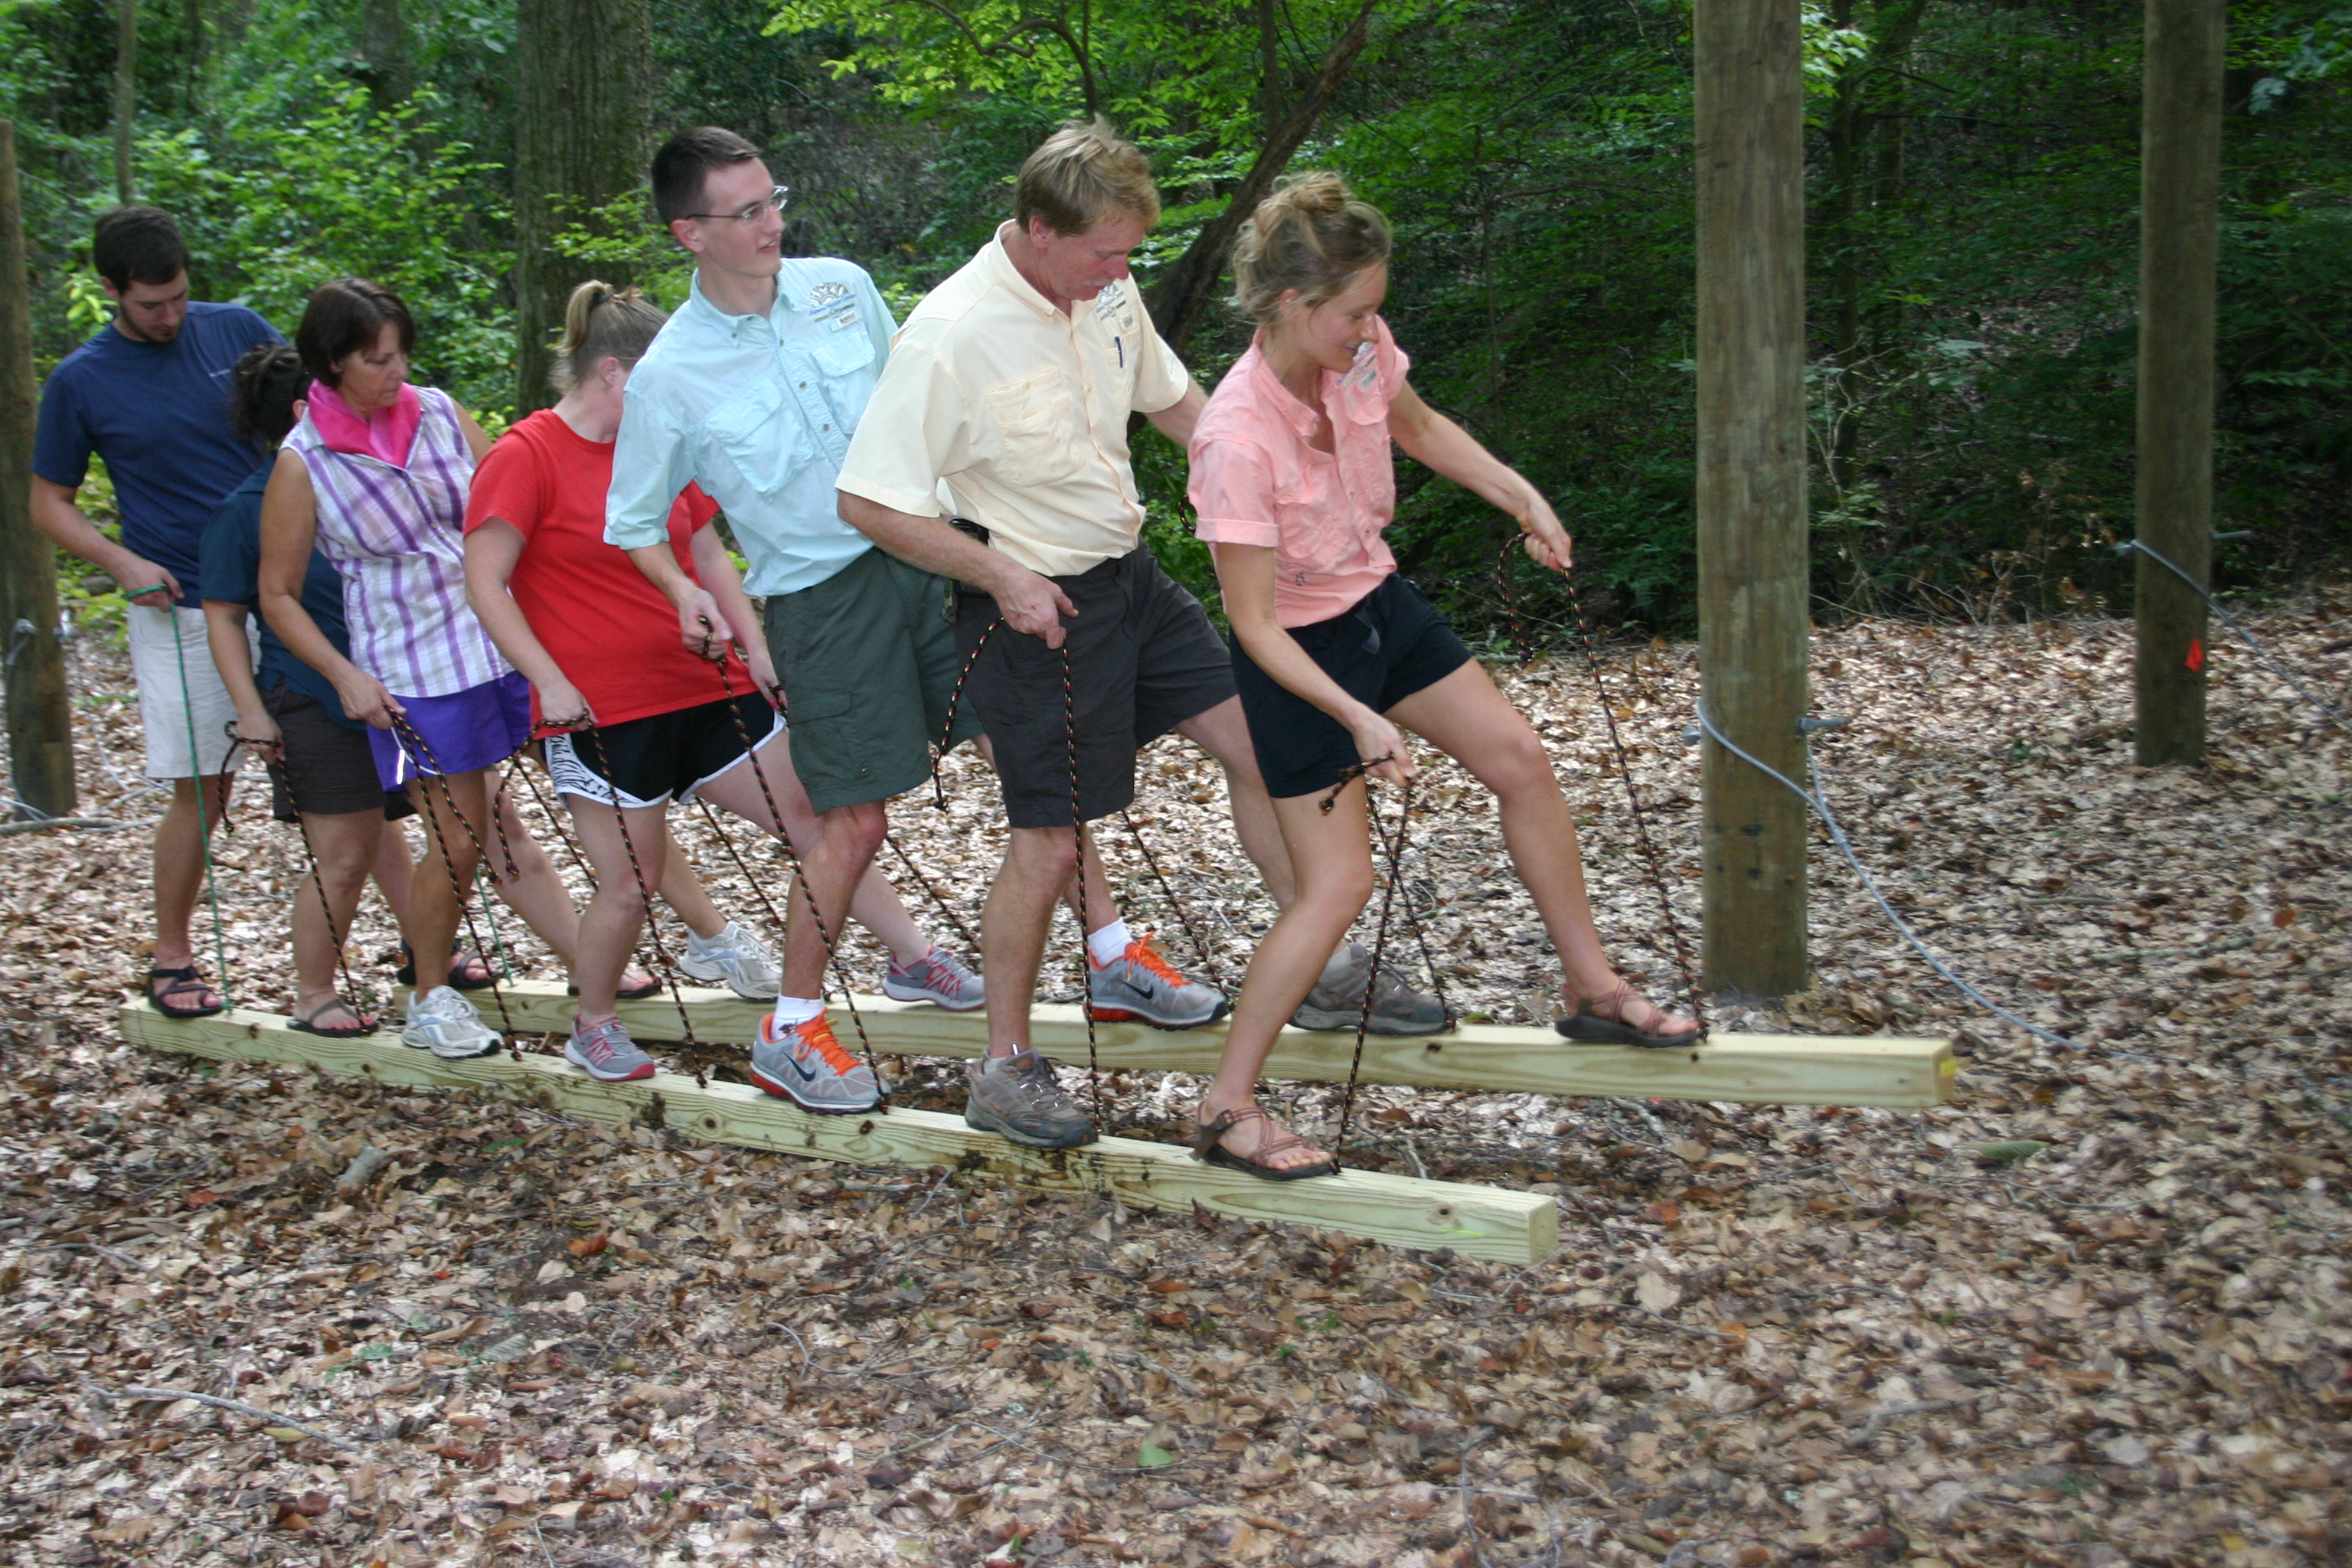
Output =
[
  {"x1": 675, "y1": 919, "x2": 781, "y2": 999},
  {"x1": 749, "y1": 1011, "x2": 884, "y2": 1114},
  {"x1": 1085, "y1": 936, "x2": 1228, "y2": 1030},
  {"x1": 883, "y1": 945, "x2": 986, "y2": 1011},
  {"x1": 401, "y1": 985, "x2": 502, "y2": 1059},
  {"x1": 565, "y1": 1016, "x2": 658, "y2": 1082},
  {"x1": 1290, "y1": 941, "x2": 1449, "y2": 1035}
]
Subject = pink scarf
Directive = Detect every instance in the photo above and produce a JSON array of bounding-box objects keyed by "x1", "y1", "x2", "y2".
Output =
[{"x1": 307, "y1": 381, "x2": 422, "y2": 467}]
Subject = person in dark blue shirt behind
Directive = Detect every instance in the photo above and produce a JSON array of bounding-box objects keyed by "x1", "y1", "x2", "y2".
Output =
[
  {"x1": 28, "y1": 206, "x2": 282, "y2": 1018},
  {"x1": 200, "y1": 345, "x2": 427, "y2": 1037}
]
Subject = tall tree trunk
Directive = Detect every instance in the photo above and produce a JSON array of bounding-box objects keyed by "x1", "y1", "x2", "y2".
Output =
[
  {"x1": 1142, "y1": 0, "x2": 1379, "y2": 361},
  {"x1": 1257, "y1": 0, "x2": 1286, "y2": 127},
  {"x1": 514, "y1": 0, "x2": 652, "y2": 415},
  {"x1": 113, "y1": 0, "x2": 137, "y2": 204},
  {"x1": 0, "y1": 124, "x2": 79, "y2": 821},
  {"x1": 358, "y1": 0, "x2": 413, "y2": 114}
]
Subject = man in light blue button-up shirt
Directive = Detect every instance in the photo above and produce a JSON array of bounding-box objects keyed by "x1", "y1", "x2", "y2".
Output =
[{"x1": 606, "y1": 129, "x2": 988, "y2": 1093}]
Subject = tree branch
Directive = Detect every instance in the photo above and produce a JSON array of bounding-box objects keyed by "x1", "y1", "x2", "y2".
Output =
[{"x1": 1142, "y1": 0, "x2": 1382, "y2": 360}]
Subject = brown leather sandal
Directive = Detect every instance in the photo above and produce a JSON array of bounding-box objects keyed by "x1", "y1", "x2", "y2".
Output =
[
  {"x1": 1553, "y1": 978, "x2": 1700, "y2": 1050},
  {"x1": 1191, "y1": 1105, "x2": 1338, "y2": 1182}
]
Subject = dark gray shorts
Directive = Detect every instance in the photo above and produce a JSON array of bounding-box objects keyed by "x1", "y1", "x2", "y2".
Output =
[
  {"x1": 764, "y1": 547, "x2": 983, "y2": 813},
  {"x1": 261, "y1": 683, "x2": 414, "y2": 824},
  {"x1": 955, "y1": 547, "x2": 1236, "y2": 829}
]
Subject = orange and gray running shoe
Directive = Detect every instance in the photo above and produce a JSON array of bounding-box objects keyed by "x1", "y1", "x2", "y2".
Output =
[
  {"x1": 1085, "y1": 935, "x2": 1228, "y2": 1030},
  {"x1": 750, "y1": 1011, "x2": 884, "y2": 1113}
]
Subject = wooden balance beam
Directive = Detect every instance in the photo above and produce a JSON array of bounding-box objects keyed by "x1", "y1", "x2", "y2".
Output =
[
  {"x1": 117, "y1": 1004, "x2": 1560, "y2": 1265},
  {"x1": 397, "y1": 978, "x2": 1956, "y2": 1110}
]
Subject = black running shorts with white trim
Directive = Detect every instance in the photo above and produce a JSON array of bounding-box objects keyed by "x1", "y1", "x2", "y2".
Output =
[{"x1": 543, "y1": 692, "x2": 782, "y2": 809}]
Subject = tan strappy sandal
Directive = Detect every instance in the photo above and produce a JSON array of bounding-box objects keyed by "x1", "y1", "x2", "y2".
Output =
[
  {"x1": 1553, "y1": 979, "x2": 1700, "y2": 1050},
  {"x1": 1191, "y1": 1105, "x2": 1339, "y2": 1182}
]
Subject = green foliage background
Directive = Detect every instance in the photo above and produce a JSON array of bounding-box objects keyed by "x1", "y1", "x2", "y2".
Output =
[{"x1": 5, "y1": 0, "x2": 2347, "y2": 636}]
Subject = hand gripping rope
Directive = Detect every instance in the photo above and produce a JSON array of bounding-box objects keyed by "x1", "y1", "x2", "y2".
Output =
[
  {"x1": 383, "y1": 710, "x2": 522, "y2": 1056},
  {"x1": 565, "y1": 720, "x2": 708, "y2": 1086},
  {"x1": 704, "y1": 636, "x2": 887, "y2": 1099},
  {"x1": 1497, "y1": 544, "x2": 1709, "y2": 1041}
]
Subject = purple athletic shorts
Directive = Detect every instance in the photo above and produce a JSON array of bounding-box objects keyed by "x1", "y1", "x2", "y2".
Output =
[{"x1": 367, "y1": 670, "x2": 531, "y2": 790}]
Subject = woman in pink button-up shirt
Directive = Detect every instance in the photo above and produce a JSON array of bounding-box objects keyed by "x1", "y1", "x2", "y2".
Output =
[{"x1": 1187, "y1": 175, "x2": 1699, "y2": 1179}]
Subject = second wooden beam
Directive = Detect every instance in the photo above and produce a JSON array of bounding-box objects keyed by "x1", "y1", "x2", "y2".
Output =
[{"x1": 426, "y1": 978, "x2": 1955, "y2": 1108}]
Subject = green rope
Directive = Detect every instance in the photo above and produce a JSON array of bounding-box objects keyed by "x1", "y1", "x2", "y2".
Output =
[
  {"x1": 472, "y1": 858, "x2": 518, "y2": 1007},
  {"x1": 166, "y1": 606, "x2": 234, "y2": 1006}
]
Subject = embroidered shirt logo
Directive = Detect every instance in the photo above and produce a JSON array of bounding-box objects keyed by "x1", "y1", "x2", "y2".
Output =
[
  {"x1": 807, "y1": 279, "x2": 861, "y2": 332},
  {"x1": 1092, "y1": 280, "x2": 1140, "y2": 337}
]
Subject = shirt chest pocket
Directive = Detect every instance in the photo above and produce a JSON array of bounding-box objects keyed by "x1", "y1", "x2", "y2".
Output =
[
  {"x1": 704, "y1": 381, "x2": 812, "y2": 499},
  {"x1": 1266, "y1": 448, "x2": 1351, "y2": 582},
  {"x1": 984, "y1": 368, "x2": 1085, "y2": 488}
]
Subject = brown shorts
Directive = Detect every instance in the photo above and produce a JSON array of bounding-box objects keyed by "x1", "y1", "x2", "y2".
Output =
[
  {"x1": 261, "y1": 684, "x2": 414, "y2": 823},
  {"x1": 954, "y1": 547, "x2": 1235, "y2": 829}
]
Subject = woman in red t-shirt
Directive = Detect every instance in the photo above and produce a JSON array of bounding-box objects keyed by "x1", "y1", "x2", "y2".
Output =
[{"x1": 464, "y1": 282, "x2": 976, "y2": 1086}]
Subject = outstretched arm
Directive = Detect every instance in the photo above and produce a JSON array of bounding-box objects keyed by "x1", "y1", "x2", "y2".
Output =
[{"x1": 1387, "y1": 381, "x2": 1572, "y2": 572}]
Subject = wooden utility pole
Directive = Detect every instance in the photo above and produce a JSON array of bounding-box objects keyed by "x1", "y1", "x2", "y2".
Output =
[
  {"x1": 0, "y1": 123, "x2": 79, "y2": 820},
  {"x1": 513, "y1": 0, "x2": 652, "y2": 415},
  {"x1": 1694, "y1": 0, "x2": 1809, "y2": 998},
  {"x1": 2132, "y1": 0, "x2": 2224, "y2": 766},
  {"x1": 113, "y1": 0, "x2": 138, "y2": 203}
]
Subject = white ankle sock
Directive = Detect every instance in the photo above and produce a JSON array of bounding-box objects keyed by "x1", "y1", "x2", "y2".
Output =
[
  {"x1": 1086, "y1": 918, "x2": 1132, "y2": 967},
  {"x1": 772, "y1": 995, "x2": 823, "y2": 1027}
]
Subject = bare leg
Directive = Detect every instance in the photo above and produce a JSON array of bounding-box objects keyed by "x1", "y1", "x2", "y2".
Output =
[
  {"x1": 1174, "y1": 695, "x2": 1296, "y2": 912},
  {"x1": 982, "y1": 825, "x2": 1083, "y2": 1057},
  {"x1": 149, "y1": 773, "x2": 236, "y2": 1004},
  {"x1": 689, "y1": 730, "x2": 884, "y2": 998},
  {"x1": 400, "y1": 770, "x2": 492, "y2": 975},
  {"x1": 482, "y1": 786, "x2": 599, "y2": 971},
  {"x1": 1197, "y1": 789, "x2": 1372, "y2": 1170},
  {"x1": 563, "y1": 798, "x2": 672, "y2": 1022},
  {"x1": 371, "y1": 816, "x2": 414, "y2": 925},
  {"x1": 289, "y1": 808, "x2": 384, "y2": 1024},
  {"x1": 654, "y1": 822, "x2": 727, "y2": 941},
  {"x1": 1388, "y1": 660, "x2": 1690, "y2": 1030}
]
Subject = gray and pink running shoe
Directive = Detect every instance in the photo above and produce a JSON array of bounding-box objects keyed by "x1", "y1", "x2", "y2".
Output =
[
  {"x1": 565, "y1": 1016, "x2": 658, "y2": 1082},
  {"x1": 883, "y1": 946, "x2": 985, "y2": 1011}
]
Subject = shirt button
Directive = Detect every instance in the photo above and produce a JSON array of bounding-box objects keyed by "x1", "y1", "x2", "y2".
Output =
[{"x1": 799, "y1": 382, "x2": 808, "y2": 389}]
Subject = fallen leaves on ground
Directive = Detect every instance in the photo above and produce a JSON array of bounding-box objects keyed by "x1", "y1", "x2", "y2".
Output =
[{"x1": 0, "y1": 586, "x2": 2346, "y2": 1566}]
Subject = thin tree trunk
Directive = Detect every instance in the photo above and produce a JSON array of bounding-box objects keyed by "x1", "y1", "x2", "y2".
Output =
[
  {"x1": 2133, "y1": 0, "x2": 2224, "y2": 766},
  {"x1": 513, "y1": 0, "x2": 653, "y2": 415},
  {"x1": 0, "y1": 123, "x2": 79, "y2": 821},
  {"x1": 1258, "y1": 0, "x2": 1286, "y2": 127},
  {"x1": 358, "y1": 0, "x2": 413, "y2": 114},
  {"x1": 113, "y1": 0, "x2": 138, "y2": 204},
  {"x1": 1142, "y1": 0, "x2": 1380, "y2": 361}
]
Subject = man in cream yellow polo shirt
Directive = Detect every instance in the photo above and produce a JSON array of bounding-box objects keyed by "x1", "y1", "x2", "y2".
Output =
[{"x1": 836, "y1": 118, "x2": 1298, "y2": 1152}]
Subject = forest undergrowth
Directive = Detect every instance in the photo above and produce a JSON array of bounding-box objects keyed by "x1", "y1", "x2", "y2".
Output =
[{"x1": 0, "y1": 590, "x2": 2346, "y2": 1567}]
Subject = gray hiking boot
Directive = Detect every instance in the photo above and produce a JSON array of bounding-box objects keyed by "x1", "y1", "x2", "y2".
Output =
[
  {"x1": 1289, "y1": 941, "x2": 1449, "y2": 1035},
  {"x1": 964, "y1": 1048, "x2": 1096, "y2": 1149},
  {"x1": 1086, "y1": 936, "x2": 1227, "y2": 1029}
]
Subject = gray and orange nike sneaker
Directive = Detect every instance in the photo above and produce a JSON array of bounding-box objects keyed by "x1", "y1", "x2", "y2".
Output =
[{"x1": 750, "y1": 1011, "x2": 884, "y2": 1113}]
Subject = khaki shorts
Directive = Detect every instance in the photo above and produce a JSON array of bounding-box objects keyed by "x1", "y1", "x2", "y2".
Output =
[
  {"x1": 128, "y1": 604, "x2": 253, "y2": 780},
  {"x1": 763, "y1": 547, "x2": 983, "y2": 814}
]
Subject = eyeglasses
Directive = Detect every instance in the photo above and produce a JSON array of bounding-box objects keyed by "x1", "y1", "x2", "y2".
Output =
[{"x1": 684, "y1": 185, "x2": 790, "y2": 224}]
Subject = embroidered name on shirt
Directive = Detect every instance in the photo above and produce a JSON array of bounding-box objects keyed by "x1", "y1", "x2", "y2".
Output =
[
  {"x1": 1092, "y1": 281, "x2": 1140, "y2": 337},
  {"x1": 807, "y1": 280, "x2": 860, "y2": 332}
]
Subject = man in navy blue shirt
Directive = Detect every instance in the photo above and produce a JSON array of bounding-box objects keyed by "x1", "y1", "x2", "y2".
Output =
[{"x1": 30, "y1": 206, "x2": 282, "y2": 1018}]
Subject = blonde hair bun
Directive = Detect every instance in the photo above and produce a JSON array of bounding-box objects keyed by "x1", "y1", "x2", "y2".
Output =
[
  {"x1": 1230, "y1": 172, "x2": 1392, "y2": 326},
  {"x1": 550, "y1": 279, "x2": 669, "y2": 395}
]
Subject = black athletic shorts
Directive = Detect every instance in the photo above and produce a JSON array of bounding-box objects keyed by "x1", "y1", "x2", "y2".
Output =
[
  {"x1": 1231, "y1": 573, "x2": 1475, "y2": 800},
  {"x1": 541, "y1": 692, "x2": 782, "y2": 808},
  {"x1": 261, "y1": 683, "x2": 414, "y2": 823},
  {"x1": 955, "y1": 547, "x2": 1236, "y2": 829}
]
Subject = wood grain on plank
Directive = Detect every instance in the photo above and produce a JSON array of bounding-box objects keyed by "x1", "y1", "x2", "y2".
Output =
[{"x1": 119, "y1": 1004, "x2": 1560, "y2": 1264}]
